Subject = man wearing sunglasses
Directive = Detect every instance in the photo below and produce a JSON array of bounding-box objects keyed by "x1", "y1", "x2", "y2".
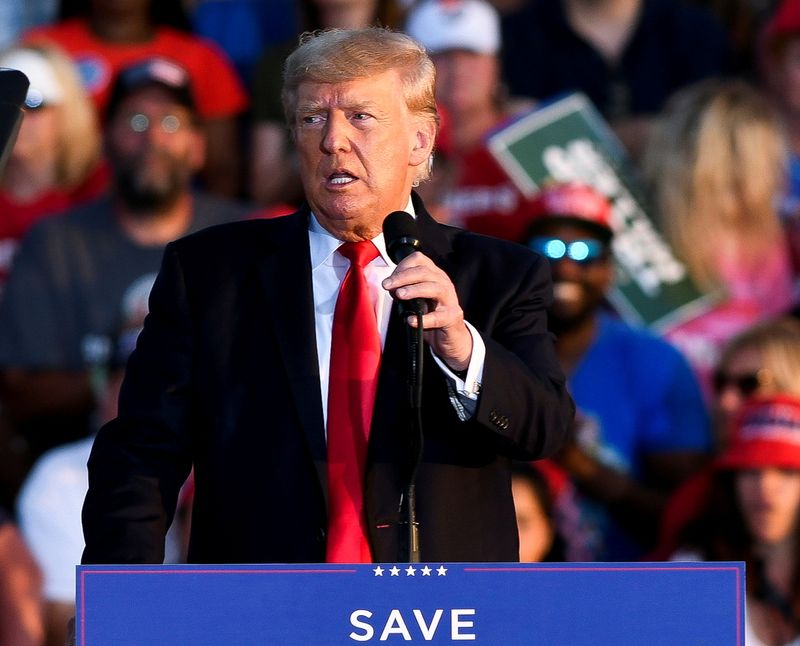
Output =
[{"x1": 522, "y1": 183, "x2": 712, "y2": 561}]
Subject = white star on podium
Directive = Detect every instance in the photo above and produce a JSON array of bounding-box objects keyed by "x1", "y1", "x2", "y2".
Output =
[
  {"x1": 405, "y1": 566, "x2": 416, "y2": 576},
  {"x1": 389, "y1": 566, "x2": 401, "y2": 576},
  {"x1": 436, "y1": 566, "x2": 448, "y2": 576},
  {"x1": 421, "y1": 566, "x2": 432, "y2": 576},
  {"x1": 373, "y1": 566, "x2": 384, "y2": 576}
]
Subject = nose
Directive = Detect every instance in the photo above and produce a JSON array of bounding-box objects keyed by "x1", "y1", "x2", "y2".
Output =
[
  {"x1": 144, "y1": 120, "x2": 174, "y2": 147},
  {"x1": 716, "y1": 386, "x2": 744, "y2": 418},
  {"x1": 550, "y1": 257, "x2": 585, "y2": 280},
  {"x1": 321, "y1": 112, "x2": 352, "y2": 154},
  {"x1": 142, "y1": 130, "x2": 161, "y2": 149},
  {"x1": 756, "y1": 468, "x2": 784, "y2": 495}
]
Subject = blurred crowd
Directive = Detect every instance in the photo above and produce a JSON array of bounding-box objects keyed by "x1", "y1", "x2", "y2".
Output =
[{"x1": 2, "y1": 0, "x2": 800, "y2": 644}]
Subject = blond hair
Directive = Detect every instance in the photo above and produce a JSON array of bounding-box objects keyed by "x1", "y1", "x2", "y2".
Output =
[
  {"x1": 642, "y1": 79, "x2": 787, "y2": 291},
  {"x1": 281, "y1": 28, "x2": 438, "y2": 182},
  {"x1": 6, "y1": 44, "x2": 102, "y2": 189},
  {"x1": 718, "y1": 316, "x2": 800, "y2": 395}
]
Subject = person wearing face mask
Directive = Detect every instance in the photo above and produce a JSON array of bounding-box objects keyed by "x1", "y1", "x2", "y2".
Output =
[
  {"x1": 672, "y1": 395, "x2": 800, "y2": 646},
  {"x1": 520, "y1": 182, "x2": 712, "y2": 561}
]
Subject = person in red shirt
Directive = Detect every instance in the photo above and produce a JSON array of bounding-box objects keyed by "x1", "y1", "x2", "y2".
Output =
[
  {"x1": 0, "y1": 44, "x2": 108, "y2": 296},
  {"x1": 24, "y1": 0, "x2": 248, "y2": 198},
  {"x1": 405, "y1": 0, "x2": 534, "y2": 241}
]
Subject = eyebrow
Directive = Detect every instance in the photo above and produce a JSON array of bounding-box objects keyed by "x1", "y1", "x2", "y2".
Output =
[{"x1": 295, "y1": 100, "x2": 383, "y2": 114}]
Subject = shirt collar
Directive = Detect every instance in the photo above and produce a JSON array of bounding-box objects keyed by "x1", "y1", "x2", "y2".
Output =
[{"x1": 308, "y1": 196, "x2": 416, "y2": 270}]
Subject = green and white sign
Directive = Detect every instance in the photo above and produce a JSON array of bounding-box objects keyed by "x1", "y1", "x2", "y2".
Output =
[{"x1": 488, "y1": 92, "x2": 717, "y2": 332}]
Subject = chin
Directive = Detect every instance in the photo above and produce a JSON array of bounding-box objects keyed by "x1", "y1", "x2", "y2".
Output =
[{"x1": 550, "y1": 303, "x2": 585, "y2": 322}]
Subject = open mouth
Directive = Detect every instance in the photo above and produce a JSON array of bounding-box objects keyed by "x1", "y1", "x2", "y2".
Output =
[
  {"x1": 327, "y1": 171, "x2": 357, "y2": 187},
  {"x1": 553, "y1": 282, "x2": 583, "y2": 303}
]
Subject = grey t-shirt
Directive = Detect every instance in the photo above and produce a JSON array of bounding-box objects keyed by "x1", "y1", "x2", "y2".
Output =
[{"x1": 0, "y1": 193, "x2": 249, "y2": 371}]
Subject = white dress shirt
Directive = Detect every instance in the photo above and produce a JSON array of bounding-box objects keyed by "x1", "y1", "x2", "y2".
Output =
[{"x1": 308, "y1": 203, "x2": 485, "y2": 430}]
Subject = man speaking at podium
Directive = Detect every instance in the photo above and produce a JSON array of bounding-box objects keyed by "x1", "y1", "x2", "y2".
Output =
[{"x1": 81, "y1": 28, "x2": 574, "y2": 566}]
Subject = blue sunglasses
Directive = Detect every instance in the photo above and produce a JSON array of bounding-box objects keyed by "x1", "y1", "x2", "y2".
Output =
[{"x1": 528, "y1": 237, "x2": 607, "y2": 264}]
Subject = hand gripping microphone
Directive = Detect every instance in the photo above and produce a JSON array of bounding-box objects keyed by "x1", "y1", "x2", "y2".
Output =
[{"x1": 382, "y1": 211, "x2": 429, "y2": 316}]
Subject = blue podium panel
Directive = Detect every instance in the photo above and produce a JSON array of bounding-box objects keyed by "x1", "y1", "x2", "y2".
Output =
[{"x1": 76, "y1": 562, "x2": 743, "y2": 645}]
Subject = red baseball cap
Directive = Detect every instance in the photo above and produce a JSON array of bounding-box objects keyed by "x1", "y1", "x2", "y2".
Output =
[
  {"x1": 522, "y1": 182, "x2": 613, "y2": 242},
  {"x1": 716, "y1": 394, "x2": 800, "y2": 470}
]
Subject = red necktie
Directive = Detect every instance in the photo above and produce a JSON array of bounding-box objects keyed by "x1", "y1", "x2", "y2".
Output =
[{"x1": 326, "y1": 241, "x2": 381, "y2": 563}]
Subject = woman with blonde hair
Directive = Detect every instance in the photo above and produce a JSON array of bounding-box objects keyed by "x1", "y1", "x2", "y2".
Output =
[
  {"x1": 654, "y1": 316, "x2": 800, "y2": 563},
  {"x1": 0, "y1": 43, "x2": 107, "y2": 293},
  {"x1": 714, "y1": 316, "x2": 800, "y2": 438},
  {"x1": 642, "y1": 79, "x2": 796, "y2": 393}
]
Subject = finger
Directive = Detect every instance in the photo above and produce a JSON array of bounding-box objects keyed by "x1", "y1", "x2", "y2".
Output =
[
  {"x1": 405, "y1": 305, "x2": 461, "y2": 330},
  {"x1": 394, "y1": 279, "x2": 448, "y2": 303},
  {"x1": 383, "y1": 263, "x2": 441, "y2": 291},
  {"x1": 394, "y1": 250, "x2": 431, "y2": 270},
  {"x1": 384, "y1": 252, "x2": 446, "y2": 284}
]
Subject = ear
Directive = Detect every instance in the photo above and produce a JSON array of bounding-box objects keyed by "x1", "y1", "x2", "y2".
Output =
[{"x1": 409, "y1": 118, "x2": 437, "y2": 168}]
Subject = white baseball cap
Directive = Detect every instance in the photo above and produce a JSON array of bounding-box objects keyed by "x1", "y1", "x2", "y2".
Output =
[
  {"x1": 405, "y1": 0, "x2": 501, "y2": 55},
  {"x1": 0, "y1": 48, "x2": 65, "y2": 109}
]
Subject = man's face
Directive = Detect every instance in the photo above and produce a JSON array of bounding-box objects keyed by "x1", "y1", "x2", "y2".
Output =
[
  {"x1": 432, "y1": 49, "x2": 498, "y2": 116},
  {"x1": 531, "y1": 222, "x2": 613, "y2": 332},
  {"x1": 292, "y1": 69, "x2": 435, "y2": 241},
  {"x1": 106, "y1": 85, "x2": 204, "y2": 213},
  {"x1": 91, "y1": 0, "x2": 151, "y2": 19}
]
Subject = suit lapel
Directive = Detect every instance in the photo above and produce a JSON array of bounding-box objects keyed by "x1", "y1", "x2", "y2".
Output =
[
  {"x1": 255, "y1": 209, "x2": 328, "y2": 506},
  {"x1": 415, "y1": 198, "x2": 455, "y2": 271}
]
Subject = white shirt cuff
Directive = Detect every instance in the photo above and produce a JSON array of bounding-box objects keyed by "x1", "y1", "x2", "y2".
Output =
[{"x1": 431, "y1": 321, "x2": 485, "y2": 420}]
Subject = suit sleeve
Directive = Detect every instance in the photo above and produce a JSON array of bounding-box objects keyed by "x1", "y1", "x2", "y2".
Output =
[
  {"x1": 82, "y1": 244, "x2": 194, "y2": 564},
  {"x1": 472, "y1": 252, "x2": 575, "y2": 460}
]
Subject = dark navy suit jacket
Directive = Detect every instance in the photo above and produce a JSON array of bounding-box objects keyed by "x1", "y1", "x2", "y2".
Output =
[{"x1": 82, "y1": 195, "x2": 574, "y2": 564}]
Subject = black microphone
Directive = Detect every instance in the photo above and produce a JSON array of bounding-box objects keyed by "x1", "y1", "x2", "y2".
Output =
[
  {"x1": 0, "y1": 68, "x2": 29, "y2": 177},
  {"x1": 382, "y1": 210, "x2": 429, "y2": 316}
]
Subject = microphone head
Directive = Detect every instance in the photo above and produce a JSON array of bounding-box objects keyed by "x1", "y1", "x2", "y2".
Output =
[
  {"x1": 0, "y1": 69, "x2": 29, "y2": 177},
  {"x1": 0, "y1": 68, "x2": 29, "y2": 108},
  {"x1": 383, "y1": 211, "x2": 420, "y2": 263}
]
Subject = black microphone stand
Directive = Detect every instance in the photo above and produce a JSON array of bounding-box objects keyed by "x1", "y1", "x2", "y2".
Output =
[
  {"x1": 403, "y1": 308, "x2": 425, "y2": 563},
  {"x1": 382, "y1": 212, "x2": 428, "y2": 564}
]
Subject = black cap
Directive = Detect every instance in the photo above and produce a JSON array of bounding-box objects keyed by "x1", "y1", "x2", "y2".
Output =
[{"x1": 106, "y1": 57, "x2": 195, "y2": 119}]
